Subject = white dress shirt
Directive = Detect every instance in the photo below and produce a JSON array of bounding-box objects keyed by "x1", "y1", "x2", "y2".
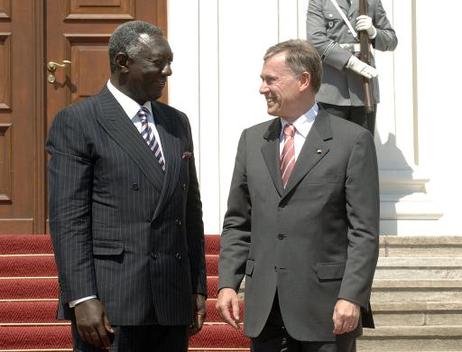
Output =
[
  {"x1": 279, "y1": 103, "x2": 319, "y2": 160},
  {"x1": 107, "y1": 80, "x2": 165, "y2": 158}
]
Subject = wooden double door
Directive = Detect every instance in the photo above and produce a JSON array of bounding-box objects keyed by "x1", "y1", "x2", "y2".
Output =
[{"x1": 0, "y1": 0, "x2": 167, "y2": 233}]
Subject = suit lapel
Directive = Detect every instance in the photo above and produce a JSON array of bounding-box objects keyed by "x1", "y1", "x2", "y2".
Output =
[
  {"x1": 94, "y1": 86, "x2": 165, "y2": 193},
  {"x1": 282, "y1": 109, "x2": 332, "y2": 200},
  {"x1": 150, "y1": 101, "x2": 182, "y2": 221},
  {"x1": 261, "y1": 118, "x2": 284, "y2": 197}
]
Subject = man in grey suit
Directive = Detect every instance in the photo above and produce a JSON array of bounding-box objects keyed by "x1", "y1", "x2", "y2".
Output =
[
  {"x1": 47, "y1": 21, "x2": 206, "y2": 352},
  {"x1": 307, "y1": 0, "x2": 397, "y2": 134},
  {"x1": 216, "y1": 39, "x2": 379, "y2": 352}
]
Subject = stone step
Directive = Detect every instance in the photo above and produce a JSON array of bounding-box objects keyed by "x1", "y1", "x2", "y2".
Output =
[
  {"x1": 372, "y1": 301, "x2": 462, "y2": 326},
  {"x1": 371, "y1": 279, "x2": 462, "y2": 303},
  {"x1": 375, "y1": 257, "x2": 462, "y2": 279},
  {"x1": 379, "y1": 236, "x2": 462, "y2": 257},
  {"x1": 358, "y1": 326, "x2": 462, "y2": 351}
]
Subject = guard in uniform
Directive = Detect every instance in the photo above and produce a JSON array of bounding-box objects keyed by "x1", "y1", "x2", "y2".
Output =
[{"x1": 307, "y1": 0, "x2": 397, "y2": 134}]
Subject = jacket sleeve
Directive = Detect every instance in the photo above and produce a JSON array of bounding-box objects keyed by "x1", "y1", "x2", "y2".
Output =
[
  {"x1": 371, "y1": 0, "x2": 398, "y2": 51},
  {"x1": 183, "y1": 114, "x2": 207, "y2": 297},
  {"x1": 218, "y1": 130, "x2": 252, "y2": 292},
  {"x1": 46, "y1": 108, "x2": 97, "y2": 304},
  {"x1": 307, "y1": 0, "x2": 352, "y2": 71},
  {"x1": 338, "y1": 130, "x2": 380, "y2": 308}
]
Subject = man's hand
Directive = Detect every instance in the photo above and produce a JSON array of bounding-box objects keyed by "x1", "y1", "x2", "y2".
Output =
[
  {"x1": 215, "y1": 288, "x2": 241, "y2": 329},
  {"x1": 74, "y1": 298, "x2": 114, "y2": 349},
  {"x1": 332, "y1": 299, "x2": 360, "y2": 335},
  {"x1": 356, "y1": 15, "x2": 377, "y2": 39},
  {"x1": 188, "y1": 294, "x2": 207, "y2": 336},
  {"x1": 346, "y1": 56, "x2": 378, "y2": 79}
]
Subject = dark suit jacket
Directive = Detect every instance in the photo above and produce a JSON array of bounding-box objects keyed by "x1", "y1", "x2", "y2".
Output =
[
  {"x1": 218, "y1": 108, "x2": 379, "y2": 341},
  {"x1": 47, "y1": 85, "x2": 206, "y2": 326}
]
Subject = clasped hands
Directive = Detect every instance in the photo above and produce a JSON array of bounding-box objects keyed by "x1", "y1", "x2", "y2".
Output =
[
  {"x1": 74, "y1": 294, "x2": 206, "y2": 349},
  {"x1": 216, "y1": 288, "x2": 359, "y2": 335}
]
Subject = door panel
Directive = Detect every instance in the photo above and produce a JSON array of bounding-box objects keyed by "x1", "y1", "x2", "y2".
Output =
[{"x1": 0, "y1": 1, "x2": 38, "y2": 233}]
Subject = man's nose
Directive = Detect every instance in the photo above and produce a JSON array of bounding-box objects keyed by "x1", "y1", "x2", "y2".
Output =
[
  {"x1": 259, "y1": 81, "x2": 268, "y2": 94},
  {"x1": 162, "y1": 63, "x2": 172, "y2": 76}
]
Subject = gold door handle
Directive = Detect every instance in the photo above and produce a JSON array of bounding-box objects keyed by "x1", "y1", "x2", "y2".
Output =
[{"x1": 47, "y1": 60, "x2": 71, "y2": 83}]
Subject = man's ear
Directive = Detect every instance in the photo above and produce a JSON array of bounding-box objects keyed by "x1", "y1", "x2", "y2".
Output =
[
  {"x1": 299, "y1": 71, "x2": 311, "y2": 91},
  {"x1": 115, "y1": 52, "x2": 130, "y2": 73}
]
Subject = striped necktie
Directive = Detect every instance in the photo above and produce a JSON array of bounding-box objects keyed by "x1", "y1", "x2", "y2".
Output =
[
  {"x1": 280, "y1": 124, "x2": 296, "y2": 188},
  {"x1": 138, "y1": 107, "x2": 165, "y2": 171}
]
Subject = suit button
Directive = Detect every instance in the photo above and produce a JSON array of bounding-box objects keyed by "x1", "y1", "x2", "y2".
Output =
[
  {"x1": 175, "y1": 219, "x2": 182, "y2": 226},
  {"x1": 278, "y1": 234, "x2": 285, "y2": 240},
  {"x1": 131, "y1": 183, "x2": 139, "y2": 191},
  {"x1": 182, "y1": 183, "x2": 186, "y2": 190},
  {"x1": 151, "y1": 252, "x2": 158, "y2": 260},
  {"x1": 175, "y1": 252, "x2": 182, "y2": 261}
]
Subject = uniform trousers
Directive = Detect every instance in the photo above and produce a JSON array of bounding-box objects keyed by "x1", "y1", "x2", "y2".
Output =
[
  {"x1": 251, "y1": 294, "x2": 356, "y2": 352},
  {"x1": 319, "y1": 102, "x2": 377, "y2": 136}
]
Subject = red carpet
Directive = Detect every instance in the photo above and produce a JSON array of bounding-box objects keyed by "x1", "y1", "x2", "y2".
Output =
[{"x1": 0, "y1": 234, "x2": 250, "y2": 351}]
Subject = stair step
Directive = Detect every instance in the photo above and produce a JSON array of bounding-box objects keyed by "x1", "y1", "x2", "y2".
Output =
[
  {"x1": 189, "y1": 323, "x2": 250, "y2": 349},
  {"x1": 0, "y1": 254, "x2": 218, "y2": 278},
  {"x1": 0, "y1": 255, "x2": 57, "y2": 277},
  {"x1": 0, "y1": 323, "x2": 250, "y2": 350},
  {"x1": 205, "y1": 235, "x2": 220, "y2": 256},
  {"x1": 371, "y1": 279, "x2": 462, "y2": 303},
  {"x1": 206, "y1": 254, "x2": 218, "y2": 276},
  {"x1": 0, "y1": 235, "x2": 54, "y2": 255},
  {"x1": 0, "y1": 300, "x2": 58, "y2": 324},
  {"x1": 358, "y1": 326, "x2": 462, "y2": 351},
  {"x1": 0, "y1": 278, "x2": 59, "y2": 299},
  {"x1": 0, "y1": 298, "x2": 244, "y2": 324},
  {"x1": 0, "y1": 325, "x2": 72, "y2": 349},
  {"x1": 380, "y1": 236, "x2": 462, "y2": 257},
  {"x1": 207, "y1": 276, "x2": 219, "y2": 298},
  {"x1": 0, "y1": 276, "x2": 220, "y2": 300},
  {"x1": 205, "y1": 299, "x2": 245, "y2": 323},
  {"x1": 372, "y1": 301, "x2": 462, "y2": 326},
  {"x1": 375, "y1": 257, "x2": 462, "y2": 279}
]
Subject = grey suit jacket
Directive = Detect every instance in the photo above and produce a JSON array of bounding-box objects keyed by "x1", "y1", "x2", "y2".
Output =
[
  {"x1": 218, "y1": 108, "x2": 379, "y2": 341},
  {"x1": 47, "y1": 86, "x2": 206, "y2": 326},
  {"x1": 307, "y1": 0, "x2": 398, "y2": 106}
]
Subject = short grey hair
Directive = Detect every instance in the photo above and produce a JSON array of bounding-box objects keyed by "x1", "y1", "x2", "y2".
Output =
[
  {"x1": 264, "y1": 39, "x2": 322, "y2": 93},
  {"x1": 108, "y1": 21, "x2": 164, "y2": 73}
]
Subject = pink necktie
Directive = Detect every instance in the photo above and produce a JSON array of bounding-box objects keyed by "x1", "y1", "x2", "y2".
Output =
[{"x1": 280, "y1": 124, "x2": 296, "y2": 188}]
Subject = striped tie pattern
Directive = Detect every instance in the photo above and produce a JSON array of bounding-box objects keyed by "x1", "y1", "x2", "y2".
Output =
[
  {"x1": 138, "y1": 107, "x2": 165, "y2": 171},
  {"x1": 280, "y1": 124, "x2": 296, "y2": 188}
]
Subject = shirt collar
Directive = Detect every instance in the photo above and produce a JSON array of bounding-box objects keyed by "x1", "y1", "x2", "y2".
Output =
[
  {"x1": 280, "y1": 103, "x2": 318, "y2": 138},
  {"x1": 106, "y1": 80, "x2": 153, "y2": 120}
]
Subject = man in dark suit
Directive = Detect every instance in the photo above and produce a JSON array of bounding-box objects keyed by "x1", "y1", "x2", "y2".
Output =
[
  {"x1": 47, "y1": 21, "x2": 206, "y2": 352},
  {"x1": 216, "y1": 39, "x2": 379, "y2": 352}
]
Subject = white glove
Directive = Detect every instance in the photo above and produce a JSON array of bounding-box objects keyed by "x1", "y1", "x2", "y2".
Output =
[
  {"x1": 356, "y1": 15, "x2": 377, "y2": 39},
  {"x1": 346, "y1": 56, "x2": 378, "y2": 79}
]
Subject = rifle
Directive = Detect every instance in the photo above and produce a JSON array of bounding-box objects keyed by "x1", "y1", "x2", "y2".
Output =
[{"x1": 358, "y1": 0, "x2": 375, "y2": 113}]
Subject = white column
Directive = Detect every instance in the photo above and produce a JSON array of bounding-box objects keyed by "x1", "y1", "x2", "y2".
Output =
[{"x1": 376, "y1": 0, "x2": 441, "y2": 235}]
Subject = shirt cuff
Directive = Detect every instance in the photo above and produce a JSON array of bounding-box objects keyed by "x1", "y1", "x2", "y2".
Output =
[{"x1": 68, "y1": 295, "x2": 97, "y2": 308}]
